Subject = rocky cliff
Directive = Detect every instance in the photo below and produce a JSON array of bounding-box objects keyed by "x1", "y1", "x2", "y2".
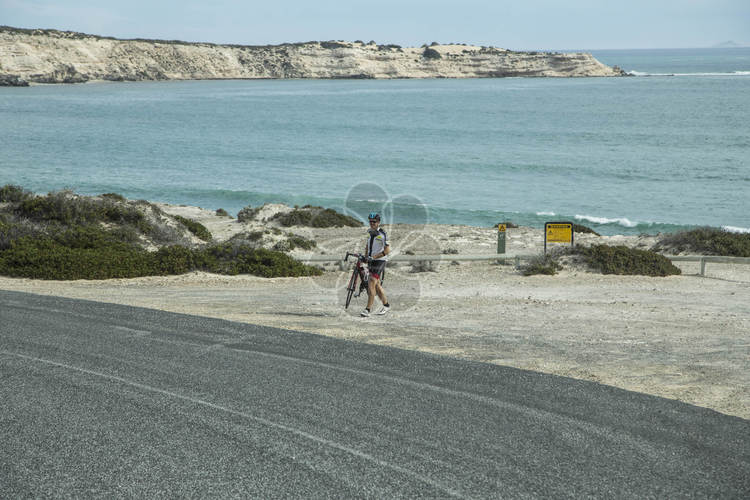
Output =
[{"x1": 0, "y1": 27, "x2": 625, "y2": 86}]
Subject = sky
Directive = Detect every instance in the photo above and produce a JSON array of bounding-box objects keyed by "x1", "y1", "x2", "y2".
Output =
[{"x1": 1, "y1": 0, "x2": 749, "y2": 50}]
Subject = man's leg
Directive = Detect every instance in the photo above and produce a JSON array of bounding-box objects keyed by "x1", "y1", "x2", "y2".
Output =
[
  {"x1": 375, "y1": 281, "x2": 388, "y2": 305},
  {"x1": 366, "y1": 277, "x2": 378, "y2": 311}
]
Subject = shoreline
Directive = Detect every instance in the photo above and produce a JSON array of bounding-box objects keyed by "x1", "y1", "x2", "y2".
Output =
[{"x1": 1, "y1": 201, "x2": 748, "y2": 420}]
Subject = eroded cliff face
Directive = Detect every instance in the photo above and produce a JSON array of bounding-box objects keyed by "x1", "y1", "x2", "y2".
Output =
[{"x1": 0, "y1": 27, "x2": 625, "y2": 85}]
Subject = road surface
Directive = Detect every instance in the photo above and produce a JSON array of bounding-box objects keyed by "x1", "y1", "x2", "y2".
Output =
[{"x1": 1, "y1": 290, "x2": 748, "y2": 498}]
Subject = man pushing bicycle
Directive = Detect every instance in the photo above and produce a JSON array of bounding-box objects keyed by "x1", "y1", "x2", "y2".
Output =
[{"x1": 361, "y1": 212, "x2": 390, "y2": 317}]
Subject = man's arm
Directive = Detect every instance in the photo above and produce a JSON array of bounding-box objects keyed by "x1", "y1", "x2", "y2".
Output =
[{"x1": 373, "y1": 244, "x2": 390, "y2": 260}]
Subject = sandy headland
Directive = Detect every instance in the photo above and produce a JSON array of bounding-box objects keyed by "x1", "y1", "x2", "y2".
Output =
[
  {"x1": 1, "y1": 201, "x2": 748, "y2": 420},
  {"x1": 0, "y1": 26, "x2": 626, "y2": 85}
]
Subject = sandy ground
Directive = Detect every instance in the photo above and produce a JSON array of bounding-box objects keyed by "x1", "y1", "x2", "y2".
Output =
[{"x1": 2, "y1": 203, "x2": 748, "y2": 420}]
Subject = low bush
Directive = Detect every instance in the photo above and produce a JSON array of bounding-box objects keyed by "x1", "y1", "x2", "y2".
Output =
[
  {"x1": 0, "y1": 184, "x2": 32, "y2": 203},
  {"x1": 0, "y1": 222, "x2": 43, "y2": 250},
  {"x1": 572, "y1": 224, "x2": 600, "y2": 236},
  {"x1": 520, "y1": 254, "x2": 562, "y2": 276},
  {"x1": 237, "y1": 205, "x2": 261, "y2": 222},
  {"x1": 0, "y1": 235, "x2": 155, "y2": 279},
  {"x1": 653, "y1": 227, "x2": 750, "y2": 257},
  {"x1": 574, "y1": 245, "x2": 680, "y2": 276},
  {"x1": 173, "y1": 215, "x2": 212, "y2": 241},
  {"x1": 15, "y1": 191, "x2": 151, "y2": 232},
  {"x1": 0, "y1": 234, "x2": 321, "y2": 280},
  {"x1": 0, "y1": 186, "x2": 322, "y2": 280},
  {"x1": 202, "y1": 244, "x2": 322, "y2": 277},
  {"x1": 270, "y1": 206, "x2": 360, "y2": 228},
  {"x1": 215, "y1": 208, "x2": 231, "y2": 217},
  {"x1": 100, "y1": 192, "x2": 127, "y2": 202},
  {"x1": 229, "y1": 230, "x2": 265, "y2": 243},
  {"x1": 285, "y1": 234, "x2": 316, "y2": 251}
]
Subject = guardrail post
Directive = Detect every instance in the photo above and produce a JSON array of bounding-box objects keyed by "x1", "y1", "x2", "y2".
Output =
[{"x1": 700, "y1": 258, "x2": 706, "y2": 276}]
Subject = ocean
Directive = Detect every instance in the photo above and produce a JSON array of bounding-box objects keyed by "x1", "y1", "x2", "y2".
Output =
[{"x1": 1, "y1": 48, "x2": 748, "y2": 235}]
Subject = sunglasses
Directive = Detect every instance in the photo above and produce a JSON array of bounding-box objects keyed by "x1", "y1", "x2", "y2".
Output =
[{"x1": 369, "y1": 220, "x2": 378, "y2": 224}]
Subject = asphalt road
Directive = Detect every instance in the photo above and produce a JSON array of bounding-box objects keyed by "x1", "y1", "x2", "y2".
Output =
[{"x1": 1, "y1": 290, "x2": 749, "y2": 498}]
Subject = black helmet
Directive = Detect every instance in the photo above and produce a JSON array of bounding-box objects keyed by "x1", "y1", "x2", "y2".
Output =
[{"x1": 368, "y1": 212, "x2": 381, "y2": 221}]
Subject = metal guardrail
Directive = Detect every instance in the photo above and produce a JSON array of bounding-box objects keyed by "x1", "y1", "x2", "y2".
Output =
[
  {"x1": 667, "y1": 255, "x2": 750, "y2": 276},
  {"x1": 301, "y1": 253, "x2": 750, "y2": 276},
  {"x1": 301, "y1": 253, "x2": 529, "y2": 263}
]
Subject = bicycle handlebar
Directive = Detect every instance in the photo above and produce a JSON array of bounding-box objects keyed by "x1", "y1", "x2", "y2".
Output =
[{"x1": 345, "y1": 252, "x2": 367, "y2": 262}]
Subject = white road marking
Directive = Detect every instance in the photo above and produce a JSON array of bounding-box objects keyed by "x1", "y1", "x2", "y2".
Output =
[{"x1": 0, "y1": 349, "x2": 469, "y2": 499}]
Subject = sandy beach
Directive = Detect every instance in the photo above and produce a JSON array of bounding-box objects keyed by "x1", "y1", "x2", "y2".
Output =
[{"x1": 2, "y1": 203, "x2": 748, "y2": 420}]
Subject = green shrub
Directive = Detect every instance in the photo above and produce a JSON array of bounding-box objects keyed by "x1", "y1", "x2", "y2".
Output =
[
  {"x1": 173, "y1": 215, "x2": 212, "y2": 241},
  {"x1": 272, "y1": 234, "x2": 316, "y2": 252},
  {"x1": 52, "y1": 225, "x2": 122, "y2": 249},
  {"x1": 17, "y1": 191, "x2": 99, "y2": 224},
  {"x1": 0, "y1": 235, "x2": 154, "y2": 280},
  {"x1": 15, "y1": 191, "x2": 151, "y2": 232},
  {"x1": 100, "y1": 192, "x2": 127, "y2": 202},
  {"x1": 228, "y1": 230, "x2": 266, "y2": 243},
  {"x1": 237, "y1": 205, "x2": 262, "y2": 222},
  {"x1": 572, "y1": 224, "x2": 600, "y2": 236},
  {"x1": 0, "y1": 222, "x2": 42, "y2": 250},
  {"x1": 286, "y1": 234, "x2": 316, "y2": 250},
  {"x1": 0, "y1": 184, "x2": 32, "y2": 203},
  {"x1": 575, "y1": 245, "x2": 680, "y2": 276},
  {"x1": 0, "y1": 235, "x2": 321, "y2": 280},
  {"x1": 202, "y1": 244, "x2": 322, "y2": 277},
  {"x1": 520, "y1": 254, "x2": 562, "y2": 276},
  {"x1": 423, "y1": 47, "x2": 441, "y2": 59},
  {"x1": 271, "y1": 206, "x2": 360, "y2": 228},
  {"x1": 0, "y1": 187, "x2": 322, "y2": 280},
  {"x1": 215, "y1": 208, "x2": 231, "y2": 217},
  {"x1": 653, "y1": 227, "x2": 750, "y2": 257}
]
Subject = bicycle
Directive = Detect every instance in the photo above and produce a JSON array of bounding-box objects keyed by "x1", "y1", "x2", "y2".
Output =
[{"x1": 343, "y1": 252, "x2": 370, "y2": 309}]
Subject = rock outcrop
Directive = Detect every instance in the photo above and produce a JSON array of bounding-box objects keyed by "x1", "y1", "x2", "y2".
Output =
[{"x1": 0, "y1": 27, "x2": 626, "y2": 85}]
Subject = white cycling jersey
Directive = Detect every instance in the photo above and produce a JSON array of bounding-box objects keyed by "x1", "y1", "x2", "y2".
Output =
[{"x1": 367, "y1": 229, "x2": 389, "y2": 261}]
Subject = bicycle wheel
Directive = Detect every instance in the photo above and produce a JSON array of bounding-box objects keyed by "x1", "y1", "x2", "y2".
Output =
[{"x1": 345, "y1": 267, "x2": 358, "y2": 308}]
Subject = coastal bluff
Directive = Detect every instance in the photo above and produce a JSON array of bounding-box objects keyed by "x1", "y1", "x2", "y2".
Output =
[{"x1": 0, "y1": 27, "x2": 625, "y2": 85}]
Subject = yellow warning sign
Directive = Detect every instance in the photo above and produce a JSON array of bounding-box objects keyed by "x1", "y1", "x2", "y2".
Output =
[
  {"x1": 498, "y1": 224, "x2": 506, "y2": 232},
  {"x1": 545, "y1": 223, "x2": 573, "y2": 243}
]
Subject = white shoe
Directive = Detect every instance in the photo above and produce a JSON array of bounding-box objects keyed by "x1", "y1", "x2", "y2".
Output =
[
  {"x1": 377, "y1": 305, "x2": 390, "y2": 315},
  {"x1": 360, "y1": 309, "x2": 370, "y2": 317}
]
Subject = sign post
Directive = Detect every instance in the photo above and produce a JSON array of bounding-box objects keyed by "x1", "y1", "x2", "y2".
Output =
[
  {"x1": 497, "y1": 223, "x2": 506, "y2": 254},
  {"x1": 544, "y1": 222, "x2": 573, "y2": 254}
]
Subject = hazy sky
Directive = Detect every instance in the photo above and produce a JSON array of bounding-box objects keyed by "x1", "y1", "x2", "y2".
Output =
[{"x1": 1, "y1": 0, "x2": 749, "y2": 50}]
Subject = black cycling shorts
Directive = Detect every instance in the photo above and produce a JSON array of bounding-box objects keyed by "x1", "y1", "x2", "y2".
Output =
[{"x1": 369, "y1": 260, "x2": 386, "y2": 281}]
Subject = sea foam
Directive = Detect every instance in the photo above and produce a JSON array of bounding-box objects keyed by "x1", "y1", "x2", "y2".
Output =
[{"x1": 575, "y1": 214, "x2": 638, "y2": 227}]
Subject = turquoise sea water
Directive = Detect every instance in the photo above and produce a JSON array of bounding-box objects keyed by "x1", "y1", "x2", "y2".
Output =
[{"x1": 1, "y1": 48, "x2": 748, "y2": 235}]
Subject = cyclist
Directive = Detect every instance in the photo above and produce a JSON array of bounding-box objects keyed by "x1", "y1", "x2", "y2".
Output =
[{"x1": 361, "y1": 212, "x2": 390, "y2": 317}]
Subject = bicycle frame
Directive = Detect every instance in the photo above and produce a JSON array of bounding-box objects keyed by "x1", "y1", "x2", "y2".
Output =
[{"x1": 344, "y1": 252, "x2": 370, "y2": 309}]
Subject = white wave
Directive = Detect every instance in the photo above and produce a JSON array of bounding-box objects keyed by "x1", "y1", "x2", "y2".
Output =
[
  {"x1": 631, "y1": 71, "x2": 750, "y2": 77},
  {"x1": 536, "y1": 211, "x2": 556, "y2": 216},
  {"x1": 574, "y1": 214, "x2": 638, "y2": 227},
  {"x1": 722, "y1": 225, "x2": 750, "y2": 234}
]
